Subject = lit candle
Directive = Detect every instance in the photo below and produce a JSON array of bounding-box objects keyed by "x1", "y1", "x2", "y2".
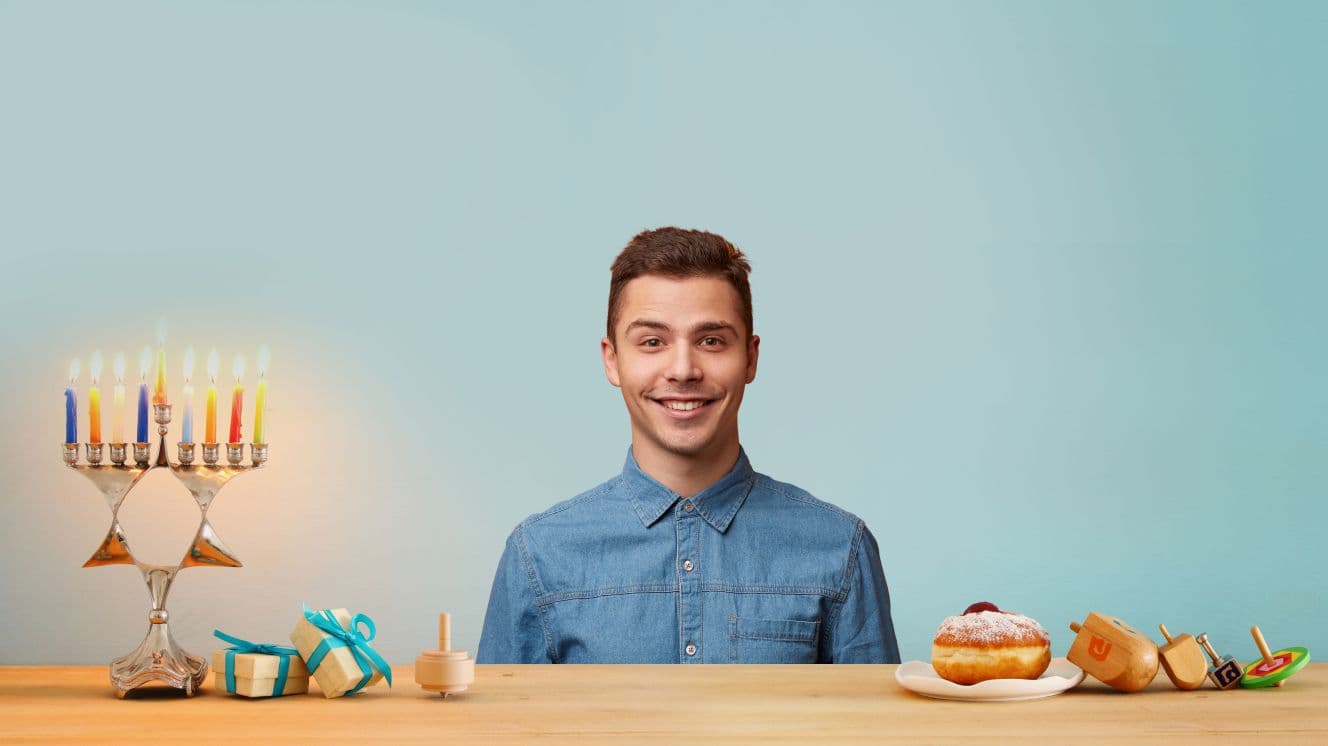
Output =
[
  {"x1": 253, "y1": 345, "x2": 269, "y2": 444},
  {"x1": 112, "y1": 353, "x2": 126, "y2": 444},
  {"x1": 206, "y1": 349, "x2": 219, "y2": 444},
  {"x1": 181, "y1": 346, "x2": 196, "y2": 444},
  {"x1": 89, "y1": 351, "x2": 103, "y2": 444},
  {"x1": 153, "y1": 319, "x2": 168, "y2": 406},
  {"x1": 64, "y1": 358, "x2": 80, "y2": 444},
  {"x1": 229, "y1": 354, "x2": 245, "y2": 444},
  {"x1": 137, "y1": 346, "x2": 150, "y2": 443}
]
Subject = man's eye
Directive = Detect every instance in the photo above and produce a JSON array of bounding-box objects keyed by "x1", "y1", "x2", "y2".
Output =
[
  {"x1": 700, "y1": 337, "x2": 723, "y2": 347},
  {"x1": 641, "y1": 338, "x2": 663, "y2": 348}
]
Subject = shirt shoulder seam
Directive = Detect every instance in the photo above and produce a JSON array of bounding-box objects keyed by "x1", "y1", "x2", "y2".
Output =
[
  {"x1": 756, "y1": 474, "x2": 860, "y2": 524},
  {"x1": 518, "y1": 480, "x2": 615, "y2": 528}
]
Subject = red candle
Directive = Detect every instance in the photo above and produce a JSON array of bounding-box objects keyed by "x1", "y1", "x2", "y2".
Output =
[{"x1": 228, "y1": 354, "x2": 245, "y2": 444}]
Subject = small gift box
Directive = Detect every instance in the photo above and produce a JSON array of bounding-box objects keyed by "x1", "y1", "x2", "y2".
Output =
[
  {"x1": 290, "y1": 605, "x2": 393, "y2": 698},
  {"x1": 212, "y1": 630, "x2": 310, "y2": 697}
]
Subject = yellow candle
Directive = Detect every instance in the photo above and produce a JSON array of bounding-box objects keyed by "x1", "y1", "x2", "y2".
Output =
[
  {"x1": 154, "y1": 348, "x2": 167, "y2": 405},
  {"x1": 152, "y1": 319, "x2": 168, "y2": 406},
  {"x1": 112, "y1": 353, "x2": 125, "y2": 443},
  {"x1": 88, "y1": 351, "x2": 103, "y2": 443},
  {"x1": 205, "y1": 349, "x2": 219, "y2": 444},
  {"x1": 253, "y1": 345, "x2": 269, "y2": 444}
]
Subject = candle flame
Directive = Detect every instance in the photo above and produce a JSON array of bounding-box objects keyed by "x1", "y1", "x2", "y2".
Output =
[
  {"x1": 233, "y1": 354, "x2": 246, "y2": 383},
  {"x1": 90, "y1": 350, "x2": 103, "y2": 385},
  {"x1": 139, "y1": 346, "x2": 151, "y2": 381},
  {"x1": 114, "y1": 352, "x2": 126, "y2": 384},
  {"x1": 207, "y1": 348, "x2": 219, "y2": 384},
  {"x1": 183, "y1": 346, "x2": 195, "y2": 383},
  {"x1": 257, "y1": 345, "x2": 270, "y2": 378},
  {"x1": 68, "y1": 358, "x2": 81, "y2": 384},
  {"x1": 156, "y1": 318, "x2": 167, "y2": 347}
]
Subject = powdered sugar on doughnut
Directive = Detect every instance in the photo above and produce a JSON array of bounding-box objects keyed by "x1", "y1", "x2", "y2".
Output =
[{"x1": 933, "y1": 610, "x2": 1050, "y2": 648}]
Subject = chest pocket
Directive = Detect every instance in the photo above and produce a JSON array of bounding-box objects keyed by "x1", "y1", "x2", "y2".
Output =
[{"x1": 727, "y1": 616, "x2": 820, "y2": 663}]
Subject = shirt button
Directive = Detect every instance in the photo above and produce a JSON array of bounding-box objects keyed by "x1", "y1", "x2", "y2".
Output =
[
  {"x1": 683, "y1": 501, "x2": 694, "y2": 512},
  {"x1": 685, "y1": 642, "x2": 697, "y2": 656},
  {"x1": 683, "y1": 559, "x2": 694, "y2": 572}
]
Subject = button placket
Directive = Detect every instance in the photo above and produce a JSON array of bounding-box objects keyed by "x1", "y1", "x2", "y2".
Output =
[{"x1": 676, "y1": 498, "x2": 702, "y2": 663}]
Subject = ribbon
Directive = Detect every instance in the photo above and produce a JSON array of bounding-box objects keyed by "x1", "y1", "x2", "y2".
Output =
[
  {"x1": 213, "y1": 629, "x2": 300, "y2": 696},
  {"x1": 300, "y1": 604, "x2": 393, "y2": 696}
]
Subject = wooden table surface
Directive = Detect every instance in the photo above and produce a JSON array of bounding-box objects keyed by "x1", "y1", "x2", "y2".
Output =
[{"x1": 2, "y1": 664, "x2": 1325, "y2": 743}]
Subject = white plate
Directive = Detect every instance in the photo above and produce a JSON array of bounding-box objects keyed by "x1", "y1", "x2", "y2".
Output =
[{"x1": 895, "y1": 657, "x2": 1085, "y2": 702}]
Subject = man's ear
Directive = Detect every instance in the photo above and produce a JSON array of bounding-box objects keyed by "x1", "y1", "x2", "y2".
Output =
[
  {"x1": 601, "y1": 337, "x2": 622, "y2": 388},
  {"x1": 745, "y1": 334, "x2": 760, "y2": 384}
]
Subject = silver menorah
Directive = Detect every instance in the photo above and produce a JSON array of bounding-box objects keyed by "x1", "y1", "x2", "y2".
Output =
[{"x1": 62, "y1": 402, "x2": 267, "y2": 698}]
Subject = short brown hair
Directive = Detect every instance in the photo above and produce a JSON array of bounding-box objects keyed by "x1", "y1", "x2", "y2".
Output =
[{"x1": 607, "y1": 227, "x2": 753, "y2": 342}]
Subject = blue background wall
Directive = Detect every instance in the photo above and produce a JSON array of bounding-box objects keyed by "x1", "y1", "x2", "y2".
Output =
[{"x1": 2, "y1": 0, "x2": 1323, "y2": 666}]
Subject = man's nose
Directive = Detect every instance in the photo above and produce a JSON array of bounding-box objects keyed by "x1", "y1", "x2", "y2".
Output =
[{"x1": 665, "y1": 344, "x2": 702, "y2": 383}]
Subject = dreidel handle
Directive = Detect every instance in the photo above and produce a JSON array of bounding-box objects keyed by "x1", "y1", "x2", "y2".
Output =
[
  {"x1": 1250, "y1": 626, "x2": 1275, "y2": 666},
  {"x1": 1249, "y1": 625, "x2": 1286, "y2": 688},
  {"x1": 1159, "y1": 624, "x2": 1175, "y2": 644},
  {"x1": 439, "y1": 612, "x2": 452, "y2": 652}
]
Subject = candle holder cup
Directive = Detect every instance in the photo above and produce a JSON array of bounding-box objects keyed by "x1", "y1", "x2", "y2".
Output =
[
  {"x1": 250, "y1": 443, "x2": 268, "y2": 466},
  {"x1": 61, "y1": 409, "x2": 268, "y2": 698},
  {"x1": 86, "y1": 443, "x2": 105, "y2": 465},
  {"x1": 226, "y1": 443, "x2": 244, "y2": 466}
]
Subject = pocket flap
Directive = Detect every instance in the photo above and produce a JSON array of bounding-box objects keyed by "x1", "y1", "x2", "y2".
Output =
[{"x1": 730, "y1": 617, "x2": 820, "y2": 643}]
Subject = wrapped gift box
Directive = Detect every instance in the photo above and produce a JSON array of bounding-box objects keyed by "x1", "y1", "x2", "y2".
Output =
[
  {"x1": 211, "y1": 646, "x2": 309, "y2": 698},
  {"x1": 290, "y1": 606, "x2": 392, "y2": 698}
]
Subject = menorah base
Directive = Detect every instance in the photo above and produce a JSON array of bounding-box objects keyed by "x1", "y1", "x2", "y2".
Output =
[{"x1": 109, "y1": 622, "x2": 208, "y2": 698}]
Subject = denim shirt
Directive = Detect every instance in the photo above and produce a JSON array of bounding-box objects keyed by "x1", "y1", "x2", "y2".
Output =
[{"x1": 476, "y1": 448, "x2": 900, "y2": 664}]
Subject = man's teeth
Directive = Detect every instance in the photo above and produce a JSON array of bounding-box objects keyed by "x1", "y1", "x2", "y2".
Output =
[{"x1": 664, "y1": 400, "x2": 706, "y2": 411}]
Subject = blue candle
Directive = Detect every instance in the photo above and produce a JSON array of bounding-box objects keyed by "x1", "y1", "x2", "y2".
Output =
[
  {"x1": 136, "y1": 382, "x2": 149, "y2": 443},
  {"x1": 64, "y1": 358, "x2": 80, "y2": 444},
  {"x1": 181, "y1": 347, "x2": 195, "y2": 444},
  {"x1": 65, "y1": 386, "x2": 78, "y2": 443},
  {"x1": 136, "y1": 346, "x2": 150, "y2": 443}
]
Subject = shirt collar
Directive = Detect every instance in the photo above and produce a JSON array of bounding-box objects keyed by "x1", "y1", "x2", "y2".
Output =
[{"x1": 621, "y1": 446, "x2": 756, "y2": 533}]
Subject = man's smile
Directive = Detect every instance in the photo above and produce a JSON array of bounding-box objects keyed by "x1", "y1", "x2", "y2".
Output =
[{"x1": 650, "y1": 396, "x2": 717, "y2": 419}]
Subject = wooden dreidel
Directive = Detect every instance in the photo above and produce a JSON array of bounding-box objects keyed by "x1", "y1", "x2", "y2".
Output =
[
  {"x1": 1196, "y1": 633, "x2": 1243, "y2": 690},
  {"x1": 1067, "y1": 612, "x2": 1159, "y2": 692},
  {"x1": 1240, "y1": 625, "x2": 1310, "y2": 689},
  {"x1": 1156, "y1": 624, "x2": 1207, "y2": 690},
  {"x1": 414, "y1": 612, "x2": 475, "y2": 697}
]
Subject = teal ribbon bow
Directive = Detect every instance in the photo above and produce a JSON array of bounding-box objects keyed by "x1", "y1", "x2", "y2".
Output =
[
  {"x1": 300, "y1": 604, "x2": 393, "y2": 696},
  {"x1": 213, "y1": 629, "x2": 301, "y2": 696}
]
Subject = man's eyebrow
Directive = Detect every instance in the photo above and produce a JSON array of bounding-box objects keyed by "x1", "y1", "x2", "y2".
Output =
[
  {"x1": 692, "y1": 321, "x2": 738, "y2": 335},
  {"x1": 624, "y1": 319, "x2": 671, "y2": 334}
]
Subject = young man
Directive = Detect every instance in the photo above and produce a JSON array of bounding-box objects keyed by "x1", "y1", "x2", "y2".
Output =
[{"x1": 476, "y1": 227, "x2": 899, "y2": 663}]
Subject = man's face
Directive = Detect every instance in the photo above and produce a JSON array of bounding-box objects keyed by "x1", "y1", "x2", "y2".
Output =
[{"x1": 602, "y1": 274, "x2": 759, "y2": 463}]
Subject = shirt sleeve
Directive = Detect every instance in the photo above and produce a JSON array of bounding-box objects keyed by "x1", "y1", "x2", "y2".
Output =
[
  {"x1": 476, "y1": 527, "x2": 553, "y2": 663},
  {"x1": 828, "y1": 521, "x2": 901, "y2": 663}
]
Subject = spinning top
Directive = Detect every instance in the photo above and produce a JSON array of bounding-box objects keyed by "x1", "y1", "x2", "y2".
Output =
[
  {"x1": 1240, "y1": 625, "x2": 1309, "y2": 689},
  {"x1": 1067, "y1": 612, "x2": 1159, "y2": 692},
  {"x1": 414, "y1": 612, "x2": 475, "y2": 697},
  {"x1": 1157, "y1": 624, "x2": 1207, "y2": 690},
  {"x1": 1196, "y1": 633, "x2": 1243, "y2": 690}
]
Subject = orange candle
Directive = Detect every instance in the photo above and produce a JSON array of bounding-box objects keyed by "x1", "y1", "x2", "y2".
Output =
[
  {"x1": 228, "y1": 354, "x2": 245, "y2": 444},
  {"x1": 205, "y1": 349, "x2": 218, "y2": 444},
  {"x1": 88, "y1": 351, "x2": 103, "y2": 443}
]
